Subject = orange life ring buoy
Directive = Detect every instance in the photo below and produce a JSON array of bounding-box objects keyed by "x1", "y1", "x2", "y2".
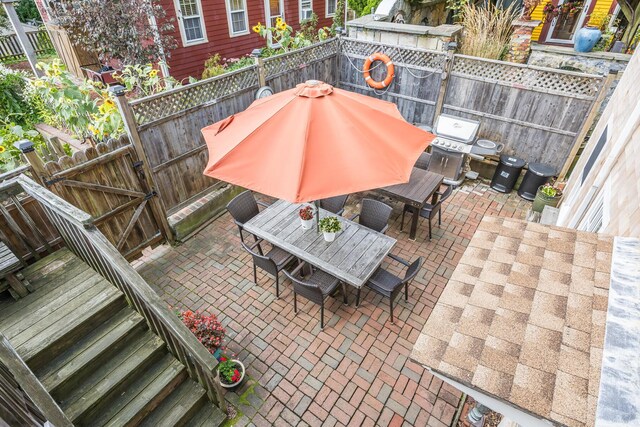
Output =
[{"x1": 363, "y1": 53, "x2": 394, "y2": 89}]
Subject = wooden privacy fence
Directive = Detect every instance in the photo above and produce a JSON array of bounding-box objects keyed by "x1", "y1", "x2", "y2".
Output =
[
  {"x1": 338, "y1": 37, "x2": 604, "y2": 172},
  {"x1": 45, "y1": 24, "x2": 100, "y2": 78},
  {"x1": 118, "y1": 38, "x2": 340, "y2": 215},
  {"x1": 103, "y1": 36, "x2": 604, "y2": 242},
  {"x1": 339, "y1": 38, "x2": 448, "y2": 125},
  {"x1": 10, "y1": 175, "x2": 225, "y2": 412},
  {"x1": 0, "y1": 30, "x2": 55, "y2": 63},
  {"x1": 20, "y1": 136, "x2": 165, "y2": 260}
]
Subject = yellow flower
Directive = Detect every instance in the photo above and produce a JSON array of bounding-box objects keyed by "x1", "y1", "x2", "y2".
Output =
[
  {"x1": 0, "y1": 146, "x2": 5, "y2": 153},
  {"x1": 279, "y1": 22, "x2": 287, "y2": 31},
  {"x1": 252, "y1": 22, "x2": 262, "y2": 33},
  {"x1": 149, "y1": 69, "x2": 159, "y2": 78},
  {"x1": 276, "y1": 17, "x2": 282, "y2": 25}
]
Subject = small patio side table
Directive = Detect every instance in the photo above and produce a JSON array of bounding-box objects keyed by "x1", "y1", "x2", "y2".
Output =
[
  {"x1": 243, "y1": 200, "x2": 397, "y2": 291},
  {"x1": 377, "y1": 167, "x2": 444, "y2": 240}
]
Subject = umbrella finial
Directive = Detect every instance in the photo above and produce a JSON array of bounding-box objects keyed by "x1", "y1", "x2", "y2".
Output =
[{"x1": 295, "y1": 81, "x2": 333, "y2": 98}]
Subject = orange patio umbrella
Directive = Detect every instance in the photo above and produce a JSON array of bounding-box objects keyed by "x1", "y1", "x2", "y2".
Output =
[{"x1": 202, "y1": 81, "x2": 434, "y2": 203}]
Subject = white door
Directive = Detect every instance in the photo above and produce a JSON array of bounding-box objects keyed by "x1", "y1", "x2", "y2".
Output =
[{"x1": 545, "y1": 0, "x2": 593, "y2": 44}]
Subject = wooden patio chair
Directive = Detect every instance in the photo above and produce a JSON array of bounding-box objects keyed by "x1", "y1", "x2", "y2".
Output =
[
  {"x1": 283, "y1": 261, "x2": 346, "y2": 330},
  {"x1": 240, "y1": 239, "x2": 294, "y2": 299},
  {"x1": 401, "y1": 184, "x2": 453, "y2": 239},
  {"x1": 350, "y1": 198, "x2": 393, "y2": 234},
  {"x1": 356, "y1": 254, "x2": 423, "y2": 323}
]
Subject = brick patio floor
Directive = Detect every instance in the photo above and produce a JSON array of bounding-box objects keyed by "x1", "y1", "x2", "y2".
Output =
[{"x1": 134, "y1": 181, "x2": 530, "y2": 427}]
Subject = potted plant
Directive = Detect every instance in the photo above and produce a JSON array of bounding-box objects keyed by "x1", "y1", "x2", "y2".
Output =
[
  {"x1": 318, "y1": 216, "x2": 341, "y2": 242},
  {"x1": 178, "y1": 309, "x2": 226, "y2": 358},
  {"x1": 217, "y1": 354, "x2": 245, "y2": 389},
  {"x1": 532, "y1": 183, "x2": 562, "y2": 213},
  {"x1": 299, "y1": 205, "x2": 314, "y2": 230}
]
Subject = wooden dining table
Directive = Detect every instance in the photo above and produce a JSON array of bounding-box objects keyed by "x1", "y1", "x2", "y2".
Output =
[
  {"x1": 243, "y1": 200, "x2": 397, "y2": 290},
  {"x1": 377, "y1": 167, "x2": 444, "y2": 240}
]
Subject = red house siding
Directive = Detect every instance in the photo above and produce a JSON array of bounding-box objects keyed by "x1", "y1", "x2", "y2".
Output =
[{"x1": 161, "y1": 0, "x2": 334, "y2": 81}]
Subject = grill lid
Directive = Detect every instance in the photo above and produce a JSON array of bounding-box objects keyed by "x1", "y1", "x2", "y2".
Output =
[{"x1": 434, "y1": 114, "x2": 480, "y2": 144}]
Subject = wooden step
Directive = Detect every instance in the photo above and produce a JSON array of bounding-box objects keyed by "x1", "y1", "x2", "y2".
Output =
[
  {"x1": 38, "y1": 308, "x2": 146, "y2": 395},
  {"x1": 0, "y1": 255, "x2": 91, "y2": 328},
  {"x1": 94, "y1": 355, "x2": 187, "y2": 427},
  {"x1": 61, "y1": 331, "x2": 166, "y2": 424},
  {"x1": 19, "y1": 248, "x2": 77, "y2": 281},
  {"x1": 98, "y1": 353, "x2": 187, "y2": 427},
  {"x1": 139, "y1": 377, "x2": 208, "y2": 427},
  {"x1": 186, "y1": 403, "x2": 228, "y2": 427},
  {"x1": 20, "y1": 285, "x2": 126, "y2": 369}
]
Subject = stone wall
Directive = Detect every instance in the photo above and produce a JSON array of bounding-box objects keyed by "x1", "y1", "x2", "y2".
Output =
[
  {"x1": 346, "y1": 15, "x2": 461, "y2": 51},
  {"x1": 528, "y1": 44, "x2": 631, "y2": 74}
]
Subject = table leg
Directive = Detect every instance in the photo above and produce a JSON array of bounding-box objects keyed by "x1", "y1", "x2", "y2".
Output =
[
  {"x1": 342, "y1": 282, "x2": 349, "y2": 305},
  {"x1": 409, "y1": 206, "x2": 419, "y2": 240}
]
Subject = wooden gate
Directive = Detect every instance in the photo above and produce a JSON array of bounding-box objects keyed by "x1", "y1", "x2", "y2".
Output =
[{"x1": 34, "y1": 137, "x2": 162, "y2": 260}]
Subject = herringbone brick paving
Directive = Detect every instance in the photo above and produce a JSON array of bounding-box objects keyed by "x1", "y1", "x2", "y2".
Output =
[{"x1": 134, "y1": 181, "x2": 529, "y2": 426}]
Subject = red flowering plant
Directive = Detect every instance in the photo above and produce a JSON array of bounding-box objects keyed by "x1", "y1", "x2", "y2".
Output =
[
  {"x1": 299, "y1": 205, "x2": 314, "y2": 220},
  {"x1": 178, "y1": 310, "x2": 225, "y2": 355},
  {"x1": 217, "y1": 355, "x2": 243, "y2": 385}
]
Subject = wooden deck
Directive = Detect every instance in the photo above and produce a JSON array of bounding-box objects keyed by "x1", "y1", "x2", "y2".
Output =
[
  {"x1": 0, "y1": 241, "x2": 28, "y2": 298},
  {"x1": 0, "y1": 248, "x2": 226, "y2": 427}
]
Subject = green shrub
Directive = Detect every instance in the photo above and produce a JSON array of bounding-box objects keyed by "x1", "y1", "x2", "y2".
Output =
[
  {"x1": 202, "y1": 54, "x2": 254, "y2": 79},
  {"x1": 0, "y1": 66, "x2": 37, "y2": 126}
]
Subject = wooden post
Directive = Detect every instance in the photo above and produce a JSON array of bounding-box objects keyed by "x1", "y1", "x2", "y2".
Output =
[
  {"x1": 111, "y1": 86, "x2": 175, "y2": 243},
  {"x1": 557, "y1": 68, "x2": 620, "y2": 181},
  {"x1": 433, "y1": 46, "x2": 455, "y2": 122},
  {"x1": 1, "y1": 0, "x2": 42, "y2": 77},
  {"x1": 14, "y1": 140, "x2": 48, "y2": 185},
  {"x1": 255, "y1": 55, "x2": 267, "y2": 87},
  {"x1": 0, "y1": 335, "x2": 74, "y2": 427}
]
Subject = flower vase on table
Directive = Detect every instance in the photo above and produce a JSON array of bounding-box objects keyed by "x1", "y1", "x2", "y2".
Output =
[
  {"x1": 299, "y1": 205, "x2": 314, "y2": 230},
  {"x1": 319, "y1": 216, "x2": 342, "y2": 242}
]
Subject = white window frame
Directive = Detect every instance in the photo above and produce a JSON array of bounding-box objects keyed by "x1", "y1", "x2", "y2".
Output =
[
  {"x1": 325, "y1": 0, "x2": 337, "y2": 17},
  {"x1": 300, "y1": 0, "x2": 313, "y2": 22},
  {"x1": 173, "y1": 0, "x2": 208, "y2": 47},
  {"x1": 577, "y1": 180, "x2": 611, "y2": 232},
  {"x1": 264, "y1": 0, "x2": 285, "y2": 47},
  {"x1": 226, "y1": 0, "x2": 250, "y2": 37}
]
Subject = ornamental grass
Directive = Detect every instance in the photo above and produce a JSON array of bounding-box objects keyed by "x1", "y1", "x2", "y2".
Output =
[{"x1": 459, "y1": 2, "x2": 520, "y2": 60}]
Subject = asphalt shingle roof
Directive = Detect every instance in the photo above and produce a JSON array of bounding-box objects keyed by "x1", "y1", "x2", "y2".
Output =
[{"x1": 411, "y1": 216, "x2": 613, "y2": 427}]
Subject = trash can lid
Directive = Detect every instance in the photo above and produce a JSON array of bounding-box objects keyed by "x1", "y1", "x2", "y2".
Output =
[
  {"x1": 528, "y1": 162, "x2": 556, "y2": 177},
  {"x1": 499, "y1": 154, "x2": 525, "y2": 168}
]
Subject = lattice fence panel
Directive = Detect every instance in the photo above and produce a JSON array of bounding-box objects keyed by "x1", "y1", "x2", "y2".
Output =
[
  {"x1": 452, "y1": 55, "x2": 602, "y2": 97},
  {"x1": 340, "y1": 38, "x2": 447, "y2": 71},
  {"x1": 130, "y1": 66, "x2": 260, "y2": 126},
  {"x1": 263, "y1": 38, "x2": 340, "y2": 79}
]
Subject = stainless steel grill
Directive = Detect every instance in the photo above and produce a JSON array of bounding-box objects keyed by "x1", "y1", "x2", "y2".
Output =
[{"x1": 426, "y1": 114, "x2": 503, "y2": 185}]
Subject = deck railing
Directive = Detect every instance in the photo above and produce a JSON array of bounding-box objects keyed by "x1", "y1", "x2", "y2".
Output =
[
  {"x1": 0, "y1": 333, "x2": 72, "y2": 426},
  {"x1": 4, "y1": 175, "x2": 226, "y2": 411}
]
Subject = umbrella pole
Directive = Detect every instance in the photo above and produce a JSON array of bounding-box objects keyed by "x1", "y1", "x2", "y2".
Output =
[{"x1": 315, "y1": 200, "x2": 320, "y2": 233}]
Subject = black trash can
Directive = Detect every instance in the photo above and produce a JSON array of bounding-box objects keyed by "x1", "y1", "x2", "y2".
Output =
[
  {"x1": 491, "y1": 155, "x2": 525, "y2": 193},
  {"x1": 517, "y1": 162, "x2": 556, "y2": 201}
]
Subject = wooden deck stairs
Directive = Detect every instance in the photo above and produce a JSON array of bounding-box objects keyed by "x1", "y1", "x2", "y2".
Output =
[{"x1": 0, "y1": 248, "x2": 226, "y2": 427}]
